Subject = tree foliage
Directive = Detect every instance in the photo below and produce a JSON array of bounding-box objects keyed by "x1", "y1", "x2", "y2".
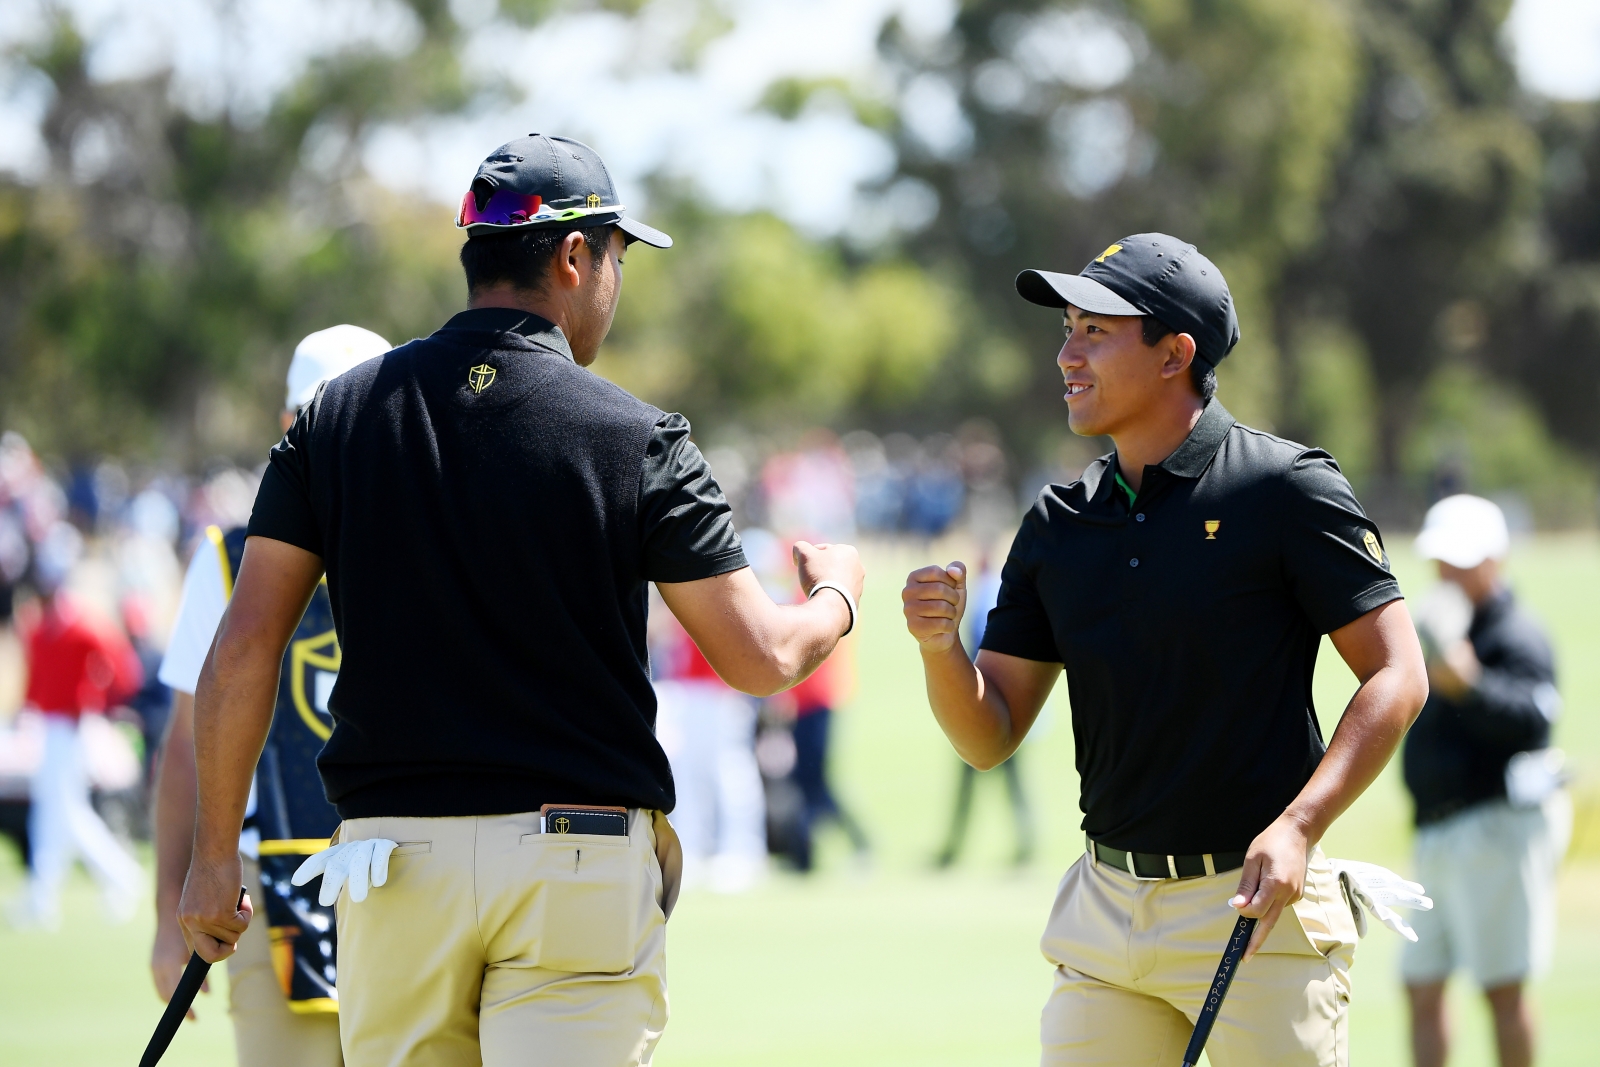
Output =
[
  {"x1": 601, "y1": 209, "x2": 958, "y2": 427},
  {"x1": 832, "y1": 0, "x2": 1599, "y2": 516}
]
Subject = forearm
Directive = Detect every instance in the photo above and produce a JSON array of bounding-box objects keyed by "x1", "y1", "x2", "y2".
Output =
[
  {"x1": 152, "y1": 692, "x2": 198, "y2": 921},
  {"x1": 1284, "y1": 664, "x2": 1421, "y2": 842},
  {"x1": 191, "y1": 646, "x2": 277, "y2": 862},
  {"x1": 921, "y1": 643, "x2": 1015, "y2": 769},
  {"x1": 723, "y1": 594, "x2": 851, "y2": 696}
]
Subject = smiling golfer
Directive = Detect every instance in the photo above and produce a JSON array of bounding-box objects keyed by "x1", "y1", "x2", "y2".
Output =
[
  {"x1": 902, "y1": 234, "x2": 1428, "y2": 1065},
  {"x1": 177, "y1": 134, "x2": 863, "y2": 1067}
]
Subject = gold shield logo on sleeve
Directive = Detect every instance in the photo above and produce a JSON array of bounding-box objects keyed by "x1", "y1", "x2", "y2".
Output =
[
  {"x1": 1363, "y1": 530, "x2": 1385, "y2": 563},
  {"x1": 468, "y1": 364, "x2": 497, "y2": 393}
]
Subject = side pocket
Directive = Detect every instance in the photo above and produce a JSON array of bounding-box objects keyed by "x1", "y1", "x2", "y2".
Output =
[
  {"x1": 1282, "y1": 854, "x2": 1361, "y2": 959},
  {"x1": 519, "y1": 834, "x2": 640, "y2": 973}
]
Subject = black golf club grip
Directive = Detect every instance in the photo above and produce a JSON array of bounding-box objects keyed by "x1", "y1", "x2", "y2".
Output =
[
  {"x1": 139, "y1": 887, "x2": 245, "y2": 1067},
  {"x1": 1180, "y1": 913, "x2": 1257, "y2": 1067}
]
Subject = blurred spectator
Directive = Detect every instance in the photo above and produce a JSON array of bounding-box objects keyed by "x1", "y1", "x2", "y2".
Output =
[
  {"x1": 842, "y1": 431, "x2": 903, "y2": 534},
  {"x1": 115, "y1": 487, "x2": 183, "y2": 639},
  {"x1": 763, "y1": 429, "x2": 856, "y2": 544},
  {"x1": 756, "y1": 444, "x2": 872, "y2": 872},
  {"x1": 651, "y1": 585, "x2": 767, "y2": 894},
  {"x1": 842, "y1": 428, "x2": 987, "y2": 539},
  {"x1": 1403, "y1": 495, "x2": 1567, "y2": 1067},
  {"x1": 9, "y1": 521, "x2": 145, "y2": 929},
  {"x1": 956, "y1": 420, "x2": 1017, "y2": 549},
  {"x1": 773, "y1": 640, "x2": 869, "y2": 873},
  {"x1": 904, "y1": 434, "x2": 965, "y2": 538},
  {"x1": 933, "y1": 551, "x2": 1034, "y2": 868},
  {"x1": 119, "y1": 595, "x2": 171, "y2": 791}
]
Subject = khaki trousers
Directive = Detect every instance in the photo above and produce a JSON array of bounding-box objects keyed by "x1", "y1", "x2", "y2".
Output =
[
  {"x1": 1039, "y1": 846, "x2": 1358, "y2": 1067},
  {"x1": 336, "y1": 809, "x2": 668, "y2": 1067},
  {"x1": 228, "y1": 856, "x2": 345, "y2": 1067}
]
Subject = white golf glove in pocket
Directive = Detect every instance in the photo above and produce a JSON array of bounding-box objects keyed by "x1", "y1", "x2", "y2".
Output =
[
  {"x1": 292, "y1": 838, "x2": 398, "y2": 906},
  {"x1": 1330, "y1": 858, "x2": 1433, "y2": 941}
]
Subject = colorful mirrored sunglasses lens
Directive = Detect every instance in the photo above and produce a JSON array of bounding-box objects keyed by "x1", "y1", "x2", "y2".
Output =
[{"x1": 457, "y1": 189, "x2": 544, "y2": 227}]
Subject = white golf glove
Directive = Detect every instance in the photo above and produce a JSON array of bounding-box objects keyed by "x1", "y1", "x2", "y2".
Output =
[
  {"x1": 292, "y1": 838, "x2": 398, "y2": 906},
  {"x1": 1330, "y1": 859, "x2": 1433, "y2": 942}
]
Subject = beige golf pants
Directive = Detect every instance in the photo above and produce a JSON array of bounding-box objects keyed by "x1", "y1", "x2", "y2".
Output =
[
  {"x1": 229, "y1": 855, "x2": 344, "y2": 1067},
  {"x1": 335, "y1": 809, "x2": 668, "y2": 1067},
  {"x1": 1040, "y1": 845, "x2": 1359, "y2": 1067}
]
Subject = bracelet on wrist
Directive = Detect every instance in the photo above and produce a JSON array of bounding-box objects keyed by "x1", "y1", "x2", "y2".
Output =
[{"x1": 807, "y1": 580, "x2": 857, "y2": 637}]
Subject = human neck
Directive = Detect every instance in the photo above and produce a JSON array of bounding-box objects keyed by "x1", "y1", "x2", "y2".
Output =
[
  {"x1": 468, "y1": 284, "x2": 572, "y2": 337},
  {"x1": 1109, "y1": 392, "x2": 1206, "y2": 493}
]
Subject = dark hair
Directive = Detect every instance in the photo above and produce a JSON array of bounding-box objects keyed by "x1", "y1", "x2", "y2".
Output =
[
  {"x1": 1142, "y1": 315, "x2": 1216, "y2": 402},
  {"x1": 459, "y1": 224, "x2": 614, "y2": 294}
]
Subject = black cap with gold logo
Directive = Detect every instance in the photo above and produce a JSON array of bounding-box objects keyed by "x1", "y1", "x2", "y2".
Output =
[
  {"x1": 1016, "y1": 233, "x2": 1239, "y2": 367},
  {"x1": 456, "y1": 133, "x2": 672, "y2": 249}
]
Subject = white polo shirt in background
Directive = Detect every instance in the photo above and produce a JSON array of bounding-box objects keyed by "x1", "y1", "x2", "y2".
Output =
[{"x1": 158, "y1": 541, "x2": 260, "y2": 858}]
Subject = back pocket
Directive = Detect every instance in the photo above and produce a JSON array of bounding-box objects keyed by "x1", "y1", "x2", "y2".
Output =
[{"x1": 518, "y1": 833, "x2": 640, "y2": 973}]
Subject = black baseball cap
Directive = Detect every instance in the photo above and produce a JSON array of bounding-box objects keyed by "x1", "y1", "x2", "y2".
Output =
[
  {"x1": 456, "y1": 133, "x2": 672, "y2": 249},
  {"x1": 1016, "y1": 234, "x2": 1240, "y2": 366}
]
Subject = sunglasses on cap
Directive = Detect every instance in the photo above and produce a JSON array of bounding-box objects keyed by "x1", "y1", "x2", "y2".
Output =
[{"x1": 456, "y1": 188, "x2": 624, "y2": 230}]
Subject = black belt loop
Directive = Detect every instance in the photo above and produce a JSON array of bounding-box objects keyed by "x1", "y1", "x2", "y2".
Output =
[{"x1": 1086, "y1": 835, "x2": 1247, "y2": 881}]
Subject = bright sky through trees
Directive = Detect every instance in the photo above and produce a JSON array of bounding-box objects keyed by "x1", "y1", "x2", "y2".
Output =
[{"x1": 0, "y1": 0, "x2": 1594, "y2": 235}]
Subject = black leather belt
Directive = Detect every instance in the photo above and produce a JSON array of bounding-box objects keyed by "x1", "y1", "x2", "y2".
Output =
[{"x1": 1089, "y1": 836, "x2": 1247, "y2": 880}]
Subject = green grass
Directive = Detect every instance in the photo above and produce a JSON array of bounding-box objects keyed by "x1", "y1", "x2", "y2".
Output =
[{"x1": 3, "y1": 536, "x2": 1598, "y2": 1065}]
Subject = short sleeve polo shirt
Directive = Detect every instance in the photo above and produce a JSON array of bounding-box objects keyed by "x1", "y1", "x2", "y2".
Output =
[
  {"x1": 981, "y1": 401, "x2": 1401, "y2": 854},
  {"x1": 245, "y1": 307, "x2": 747, "y2": 820}
]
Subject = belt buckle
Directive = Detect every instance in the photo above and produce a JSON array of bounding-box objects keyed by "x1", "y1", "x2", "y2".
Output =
[{"x1": 1129, "y1": 854, "x2": 1175, "y2": 881}]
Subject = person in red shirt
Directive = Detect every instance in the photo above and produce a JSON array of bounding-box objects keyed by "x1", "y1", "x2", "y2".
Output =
[{"x1": 11, "y1": 521, "x2": 144, "y2": 929}]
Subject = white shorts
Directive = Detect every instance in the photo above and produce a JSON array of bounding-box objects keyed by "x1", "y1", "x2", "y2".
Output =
[{"x1": 1401, "y1": 795, "x2": 1569, "y2": 989}]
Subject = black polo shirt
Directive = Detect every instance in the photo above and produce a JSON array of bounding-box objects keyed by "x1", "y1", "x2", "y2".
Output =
[
  {"x1": 247, "y1": 308, "x2": 747, "y2": 819},
  {"x1": 981, "y1": 401, "x2": 1402, "y2": 854}
]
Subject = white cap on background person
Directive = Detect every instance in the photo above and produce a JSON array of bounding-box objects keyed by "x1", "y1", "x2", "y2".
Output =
[
  {"x1": 286, "y1": 325, "x2": 392, "y2": 410},
  {"x1": 1414, "y1": 494, "x2": 1510, "y2": 569}
]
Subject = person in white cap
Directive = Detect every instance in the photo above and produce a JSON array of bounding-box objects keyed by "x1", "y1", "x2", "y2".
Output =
[
  {"x1": 149, "y1": 324, "x2": 391, "y2": 1067},
  {"x1": 1403, "y1": 494, "x2": 1565, "y2": 1067}
]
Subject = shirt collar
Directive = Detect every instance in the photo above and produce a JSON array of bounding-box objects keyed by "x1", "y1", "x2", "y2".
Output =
[
  {"x1": 1158, "y1": 399, "x2": 1235, "y2": 479},
  {"x1": 440, "y1": 307, "x2": 575, "y2": 363}
]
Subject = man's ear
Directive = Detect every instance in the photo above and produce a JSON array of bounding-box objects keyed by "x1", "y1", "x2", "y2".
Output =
[
  {"x1": 553, "y1": 230, "x2": 589, "y2": 290},
  {"x1": 1161, "y1": 332, "x2": 1198, "y2": 380}
]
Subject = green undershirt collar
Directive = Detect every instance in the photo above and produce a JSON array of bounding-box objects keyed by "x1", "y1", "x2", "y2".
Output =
[{"x1": 1114, "y1": 470, "x2": 1137, "y2": 508}]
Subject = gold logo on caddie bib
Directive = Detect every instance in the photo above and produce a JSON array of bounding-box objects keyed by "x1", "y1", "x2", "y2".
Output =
[
  {"x1": 552, "y1": 816, "x2": 571, "y2": 834},
  {"x1": 1204, "y1": 520, "x2": 1220, "y2": 540},
  {"x1": 467, "y1": 363, "x2": 497, "y2": 393},
  {"x1": 1363, "y1": 530, "x2": 1384, "y2": 564}
]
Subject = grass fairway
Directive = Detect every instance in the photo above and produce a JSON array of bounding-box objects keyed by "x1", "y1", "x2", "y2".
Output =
[{"x1": 3, "y1": 536, "x2": 1598, "y2": 1066}]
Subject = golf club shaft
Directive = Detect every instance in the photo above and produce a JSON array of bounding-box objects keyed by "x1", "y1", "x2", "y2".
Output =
[
  {"x1": 1180, "y1": 913, "x2": 1257, "y2": 1067},
  {"x1": 139, "y1": 887, "x2": 245, "y2": 1067},
  {"x1": 138, "y1": 953, "x2": 210, "y2": 1067}
]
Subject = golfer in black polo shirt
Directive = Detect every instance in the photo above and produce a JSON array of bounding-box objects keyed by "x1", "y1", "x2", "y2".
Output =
[
  {"x1": 903, "y1": 235, "x2": 1428, "y2": 1066},
  {"x1": 177, "y1": 134, "x2": 863, "y2": 1067}
]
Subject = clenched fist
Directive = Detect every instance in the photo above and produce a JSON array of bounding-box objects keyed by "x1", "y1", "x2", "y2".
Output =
[
  {"x1": 902, "y1": 562, "x2": 967, "y2": 654},
  {"x1": 792, "y1": 540, "x2": 865, "y2": 607}
]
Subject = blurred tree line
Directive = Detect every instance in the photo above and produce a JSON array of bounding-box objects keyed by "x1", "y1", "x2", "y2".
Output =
[{"x1": 1, "y1": 0, "x2": 1598, "y2": 525}]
